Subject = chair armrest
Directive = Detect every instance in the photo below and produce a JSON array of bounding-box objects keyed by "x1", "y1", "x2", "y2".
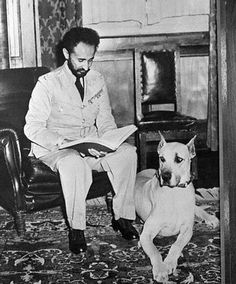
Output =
[{"x1": 0, "y1": 128, "x2": 25, "y2": 212}]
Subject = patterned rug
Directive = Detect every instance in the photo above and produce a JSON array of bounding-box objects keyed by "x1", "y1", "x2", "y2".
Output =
[{"x1": 0, "y1": 195, "x2": 220, "y2": 284}]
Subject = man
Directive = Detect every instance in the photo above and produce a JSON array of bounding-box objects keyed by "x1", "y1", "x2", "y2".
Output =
[{"x1": 24, "y1": 27, "x2": 139, "y2": 254}]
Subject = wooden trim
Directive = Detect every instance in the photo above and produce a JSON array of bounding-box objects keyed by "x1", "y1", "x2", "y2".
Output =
[
  {"x1": 99, "y1": 32, "x2": 209, "y2": 52},
  {"x1": 218, "y1": 0, "x2": 228, "y2": 281},
  {"x1": 175, "y1": 48, "x2": 181, "y2": 113},
  {"x1": 96, "y1": 49, "x2": 133, "y2": 62},
  {"x1": 6, "y1": 0, "x2": 22, "y2": 68},
  {"x1": 217, "y1": 0, "x2": 236, "y2": 283},
  {"x1": 33, "y1": 0, "x2": 42, "y2": 66},
  {"x1": 19, "y1": 0, "x2": 37, "y2": 67},
  {"x1": 134, "y1": 49, "x2": 143, "y2": 123},
  {"x1": 180, "y1": 45, "x2": 209, "y2": 57}
]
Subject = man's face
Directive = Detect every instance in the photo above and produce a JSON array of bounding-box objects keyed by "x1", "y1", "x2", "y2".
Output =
[{"x1": 64, "y1": 42, "x2": 96, "y2": 78}]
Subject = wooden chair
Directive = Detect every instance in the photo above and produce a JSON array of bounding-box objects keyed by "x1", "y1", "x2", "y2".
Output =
[{"x1": 134, "y1": 46, "x2": 200, "y2": 170}]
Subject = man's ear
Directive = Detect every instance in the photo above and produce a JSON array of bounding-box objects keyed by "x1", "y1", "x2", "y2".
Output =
[
  {"x1": 62, "y1": 48, "x2": 69, "y2": 60},
  {"x1": 157, "y1": 131, "x2": 166, "y2": 153},
  {"x1": 187, "y1": 135, "x2": 197, "y2": 159}
]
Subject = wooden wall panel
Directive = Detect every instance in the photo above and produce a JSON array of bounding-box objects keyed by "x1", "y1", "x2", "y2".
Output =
[
  {"x1": 82, "y1": 0, "x2": 209, "y2": 36},
  {"x1": 93, "y1": 51, "x2": 135, "y2": 128},
  {"x1": 180, "y1": 56, "x2": 209, "y2": 119}
]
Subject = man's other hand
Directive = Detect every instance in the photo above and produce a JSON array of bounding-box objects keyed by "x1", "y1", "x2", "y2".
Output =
[{"x1": 88, "y1": 148, "x2": 107, "y2": 158}]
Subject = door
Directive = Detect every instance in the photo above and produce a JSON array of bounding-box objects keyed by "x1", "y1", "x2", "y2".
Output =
[{"x1": 217, "y1": 0, "x2": 236, "y2": 283}]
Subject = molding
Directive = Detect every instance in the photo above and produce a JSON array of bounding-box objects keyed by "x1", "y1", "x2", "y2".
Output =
[
  {"x1": 99, "y1": 32, "x2": 209, "y2": 52},
  {"x1": 33, "y1": 0, "x2": 42, "y2": 66}
]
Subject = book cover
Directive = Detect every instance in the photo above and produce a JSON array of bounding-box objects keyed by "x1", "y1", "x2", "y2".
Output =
[{"x1": 59, "y1": 124, "x2": 137, "y2": 156}]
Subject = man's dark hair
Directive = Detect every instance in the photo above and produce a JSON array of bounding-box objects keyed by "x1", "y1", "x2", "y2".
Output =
[{"x1": 62, "y1": 27, "x2": 100, "y2": 53}]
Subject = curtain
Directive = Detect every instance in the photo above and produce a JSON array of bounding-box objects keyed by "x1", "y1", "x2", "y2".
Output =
[
  {"x1": 38, "y1": 0, "x2": 82, "y2": 69},
  {"x1": 207, "y1": 0, "x2": 218, "y2": 151}
]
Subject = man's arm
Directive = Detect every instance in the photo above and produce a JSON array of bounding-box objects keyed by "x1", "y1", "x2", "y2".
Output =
[
  {"x1": 96, "y1": 82, "x2": 117, "y2": 137},
  {"x1": 24, "y1": 77, "x2": 65, "y2": 151}
]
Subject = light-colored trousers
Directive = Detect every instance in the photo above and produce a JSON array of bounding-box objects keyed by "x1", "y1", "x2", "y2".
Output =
[{"x1": 40, "y1": 143, "x2": 137, "y2": 230}]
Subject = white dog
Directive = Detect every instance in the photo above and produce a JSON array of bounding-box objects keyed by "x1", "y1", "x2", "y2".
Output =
[{"x1": 134, "y1": 133, "x2": 219, "y2": 283}]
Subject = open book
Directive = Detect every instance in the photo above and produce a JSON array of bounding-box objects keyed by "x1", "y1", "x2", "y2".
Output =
[{"x1": 59, "y1": 124, "x2": 137, "y2": 156}]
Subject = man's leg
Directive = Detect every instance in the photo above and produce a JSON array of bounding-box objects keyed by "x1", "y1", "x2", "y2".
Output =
[
  {"x1": 99, "y1": 143, "x2": 139, "y2": 239},
  {"x1": 40, "y1": 149, "x2": 92, "y2": 253}
]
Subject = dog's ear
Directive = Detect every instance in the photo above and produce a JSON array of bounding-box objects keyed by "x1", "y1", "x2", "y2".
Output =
[
  {"x1": 157, "y1": 131, "x2": 166, "y2": 153},
  {"x1": 187, "y1": 135, "x2": 197, "y2": 158}
]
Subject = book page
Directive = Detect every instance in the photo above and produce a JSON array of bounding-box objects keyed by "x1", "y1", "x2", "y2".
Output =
[
  {"x1": 100, "y1": 125, "x2": 137, "y2": 144},
  {"x1": 59, "y1": 124, "x2": 137, "y2": 151}
]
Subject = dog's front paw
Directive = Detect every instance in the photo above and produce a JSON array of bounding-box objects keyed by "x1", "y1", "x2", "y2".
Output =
[
  {"x1": 152, "y1": 262, "x2": 169, "y2": 283},
  {"x1": 164, "y1": 255, "x2": 178, "y2": 275},
  {"x1": 205, "y1": 214, "x2": 219, "y2": 228}
]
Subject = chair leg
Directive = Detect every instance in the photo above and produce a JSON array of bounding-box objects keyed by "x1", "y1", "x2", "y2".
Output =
[
  {"x1": 139, "y1": 132, "x2": 147, "y2": 170},
  {"x1": 14, "y1": 210, "x2": 26, "y2": 236},
  {"x1": 105, "y1": 191, "x2": 113, "y2": 213},
  {"x1": 191, "y1": 155, "x2": 198, "y2": 180}
]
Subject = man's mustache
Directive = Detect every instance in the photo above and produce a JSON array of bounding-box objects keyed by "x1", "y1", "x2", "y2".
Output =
[
  {"x1": 76, "y1": 68, "x2": 89, "y2": 77},
  {"x1": 67, "y1": 60, "x2": 90, "y2": 78}
]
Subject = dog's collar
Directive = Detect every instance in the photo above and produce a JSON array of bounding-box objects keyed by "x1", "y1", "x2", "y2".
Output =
[
  {"x1": 177, "y1": 177, "x2": 193, "y2": 188},
  {"x1": 155, "y1": 171, "x2": 193, "y2": 189}
]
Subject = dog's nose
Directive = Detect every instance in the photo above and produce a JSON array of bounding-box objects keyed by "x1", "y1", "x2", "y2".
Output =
[{"x1": 161, "y1": 171, "x2": 171, "y2": 183}]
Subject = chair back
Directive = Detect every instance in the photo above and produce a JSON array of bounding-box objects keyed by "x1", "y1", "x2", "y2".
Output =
[
  {"x1": 141, "y1": 50, "x2": 176, "y2": 105},
  {"x1": 135, "y1": 47, "x2": 180, "y2": 121},
  {"x1": 0, "y1": 67, "x2": 50, "y2": 147}
]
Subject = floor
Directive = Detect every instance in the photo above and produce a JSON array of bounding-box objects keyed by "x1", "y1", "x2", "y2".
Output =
[{"x1": 0, "y1": 203, "x2": 220, "y2": 284}]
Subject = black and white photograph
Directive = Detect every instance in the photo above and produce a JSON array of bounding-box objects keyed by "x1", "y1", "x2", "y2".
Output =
[{"x1": 0, "y1": 0, "x2": 234, "y2": 283}]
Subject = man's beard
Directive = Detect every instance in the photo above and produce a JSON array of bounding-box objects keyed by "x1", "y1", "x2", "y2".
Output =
[{"x1": 67, "y1": 59, "x2": 90, "y2": 78}]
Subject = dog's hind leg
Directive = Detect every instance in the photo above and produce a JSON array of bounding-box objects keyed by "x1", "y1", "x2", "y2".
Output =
[{"x1": 195, "y1": 205, "x2": 219, "y2": 228}]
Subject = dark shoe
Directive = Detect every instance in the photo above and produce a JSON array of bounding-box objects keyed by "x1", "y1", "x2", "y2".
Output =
[
  {"x1": 69, "y1": 229, "x2": 87, "y2": 254},
  {"x1": 112, "y1": 217, "x2": 139, "y2": 240}
]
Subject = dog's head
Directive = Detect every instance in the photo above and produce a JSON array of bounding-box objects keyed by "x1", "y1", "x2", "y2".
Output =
[{"x1": 157, "y1": 132, "x2": 196, "y2": 188}]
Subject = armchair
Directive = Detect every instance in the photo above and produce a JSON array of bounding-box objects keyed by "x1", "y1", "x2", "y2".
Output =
[{"x1": 0, "y1": 67, "x2": 113, "y2": 236}]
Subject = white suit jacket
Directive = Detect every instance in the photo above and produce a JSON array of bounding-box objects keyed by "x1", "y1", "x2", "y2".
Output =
[{"x1": 24, "y1": 61, "x2": 117, "y2": 158}]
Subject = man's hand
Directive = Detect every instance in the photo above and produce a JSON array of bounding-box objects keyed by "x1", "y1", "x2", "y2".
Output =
[
  {"x1": 61, "y1": 140, "x2": 107, "y2": 158},
  {"x1": 88, "y1": 148, "x2": 107, "y2": 158}
]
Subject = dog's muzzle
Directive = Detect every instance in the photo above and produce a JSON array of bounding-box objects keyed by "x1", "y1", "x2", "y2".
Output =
[{"x1": 155, "y1": 171, "x2": 193, "y2": 188}]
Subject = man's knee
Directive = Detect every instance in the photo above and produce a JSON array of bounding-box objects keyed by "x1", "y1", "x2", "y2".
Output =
[
  {"x1": 118, "y1": 143, "x2": 137, "y2": 162},
  {"x1": 56, "y1": 150, "x2": 85, "y2": 171}
]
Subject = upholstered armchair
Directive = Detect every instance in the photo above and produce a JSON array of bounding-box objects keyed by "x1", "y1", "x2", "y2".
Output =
[{"x1": 0, "y1": 67, "x2": 113, "y2": 236}]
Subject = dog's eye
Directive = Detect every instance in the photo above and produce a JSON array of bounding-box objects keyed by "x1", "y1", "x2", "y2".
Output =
[
  {"x1": 159, "y1": 156, "x2": 165, "y2": 163},
  {"x1": 175, "y1": 156, "x2": 183, "y2": 163}
]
